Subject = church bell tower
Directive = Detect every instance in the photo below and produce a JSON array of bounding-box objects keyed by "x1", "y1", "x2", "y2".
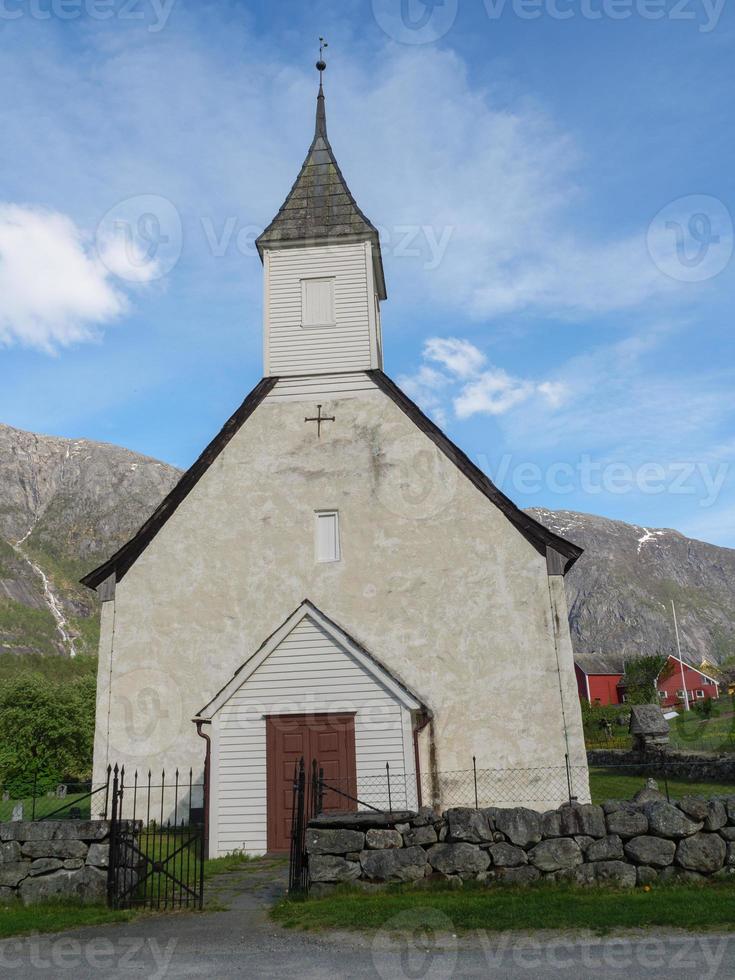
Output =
[{"x1": 256, "y1": 53, "x2": 386, "y2": 378}]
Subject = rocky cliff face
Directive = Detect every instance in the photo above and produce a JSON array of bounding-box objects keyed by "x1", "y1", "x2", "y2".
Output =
[
  {"x1": 1, "y1": 421, "x2": 733, "y2": 666},
  {"x1": 0, "y1": 423, "x2": 180, "y2": 657},
  {"x1": 529, "y1": 508, "x2": 735, "y2": 665}
]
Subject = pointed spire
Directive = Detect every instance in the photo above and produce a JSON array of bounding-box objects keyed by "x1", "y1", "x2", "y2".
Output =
[
  {"x1": 315, "y1": 37, "x2": 328, "y2": 139},
  {"x1": 255, "y1": 43, "x2": 386, "y2": 299},
  {"x1": 315, "y1": 81, "x2": 327, "y2": 140}
]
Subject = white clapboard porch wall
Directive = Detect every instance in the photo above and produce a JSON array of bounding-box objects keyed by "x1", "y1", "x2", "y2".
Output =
[{"x1": 209, "y1": 616, "x2": 416, "y2": 856}]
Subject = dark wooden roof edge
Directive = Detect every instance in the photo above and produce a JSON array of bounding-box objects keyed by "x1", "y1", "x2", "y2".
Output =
[
  {"x1": 80, "y1": 376, "x2": 279, "y2": 591},
  {"x1": 195, "y1": 597, "x2": 428, "y2": 718},
  {"x1": 367, "y1": 369, "x2": 583, "y2": 573}
]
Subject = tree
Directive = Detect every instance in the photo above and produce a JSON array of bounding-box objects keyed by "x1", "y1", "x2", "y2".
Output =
[
  {"x1": 0, "y1": 673, "x2": 95, "y2": 797},
  {"x1": 707, "y1": 655, "x2": 735, "y2": 696},
  {"x1": 622, "y1": 654, "x2": 672, "y2": 705}
]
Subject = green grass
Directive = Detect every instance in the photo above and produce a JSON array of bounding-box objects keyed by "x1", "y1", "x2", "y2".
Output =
[
  {"x1": 585, "y1": 701, "x2": 735, "y2": 754},
  {"x1": 0, "y1": 599, "x2": 59, "y2": 658},
  {"x1": 669, "y1": 708, "x2": 735, "y2": 753},
  {"x1": 202, "y1": 852, "x2": 256, "y2": 880},
  {"x1": 0, "y1": 651, "x2": 98, "y2": 685},
  {"x1": 272, "y1": 881, "x2": 735, "y2": 935},
  {"x1": 589, "y1": 767, "x2": 735, "y2": 804},
  {"x1": 0, "y1": 791, "x2": 94, "y2": 823},
  {"x1": 0, "y1": 901, "x2": 137, "y2": 939}
]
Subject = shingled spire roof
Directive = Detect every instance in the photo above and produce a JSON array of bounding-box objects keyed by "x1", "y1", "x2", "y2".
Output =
[{"x1": 256, "y1": 77, "x2": 387, "y2": 299}]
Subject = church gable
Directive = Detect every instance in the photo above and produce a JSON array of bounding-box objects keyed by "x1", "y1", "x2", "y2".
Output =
[
  {"x1": 82, "y1": 369, "x2": 580, "y2": 593},
  {"x1": 198, "y1": 600, "x2": 423, "y2": 720}
]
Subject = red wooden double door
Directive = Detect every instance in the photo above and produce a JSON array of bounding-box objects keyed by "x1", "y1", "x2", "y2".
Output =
[{"x1": 265, "y1": 712, "x2": 357, "y2": 853}]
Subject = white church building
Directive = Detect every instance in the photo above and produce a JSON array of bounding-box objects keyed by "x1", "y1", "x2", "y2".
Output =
[{"x1": 84, "y1": 70, "x2": 589, "y2": 856}]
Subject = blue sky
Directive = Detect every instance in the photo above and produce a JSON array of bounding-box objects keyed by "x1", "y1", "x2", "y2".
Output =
[{"x1": 1, "y1": 0, "x2": 734, "y2": 545}]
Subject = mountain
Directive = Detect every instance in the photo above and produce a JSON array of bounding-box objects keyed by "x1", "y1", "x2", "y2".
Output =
[
  {"x1": 0, "y1": 423, "x2": 181, "y2": 657},
  {"x1": 1, "y1": 421, "x2": 733, "y2": 667},
  {"x1": 529, "y1": 508, "x2": 735, "y2": 665}
]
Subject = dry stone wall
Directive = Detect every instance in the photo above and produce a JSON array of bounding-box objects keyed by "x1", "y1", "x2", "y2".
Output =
[
  {"x1": 0, "y1": 821, "x2": 111, "y2": 906},
  {"x1": 306, "y1": 790, "x2": 735, "y2": 893}
]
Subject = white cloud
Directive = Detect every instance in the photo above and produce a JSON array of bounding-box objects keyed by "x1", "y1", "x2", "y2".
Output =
[
  {"x1": 0, "y1": 205, "x2": 127, "y2": 353},
  {"x1": 400, "y1": 337, "x2": 565, "y2": 424},
  {"x1": 0, "y1": 30, "x2": 693, "y2": 334},
  {"x1": 454, "y1": 369, "x2": 534, "y2": 419},
  {"x1": 423, "y1": 337, "x2": 487, "y2": 379}
]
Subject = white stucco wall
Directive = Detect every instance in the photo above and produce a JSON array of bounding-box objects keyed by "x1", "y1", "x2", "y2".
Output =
[{"x1": 93, "y1": 381, "x2": 589, "y2": 816}]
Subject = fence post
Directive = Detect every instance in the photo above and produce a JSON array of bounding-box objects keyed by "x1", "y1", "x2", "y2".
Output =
[
  {"x1": 386, "y1": 762, "x2": 392, "y2": 812},
  {"x1": 565, "y1": 753, "x2": 573, "y2": 804},
  {"x1": 103, "y1": 765, "x2": 111, "y2": 820},
  {"x1": 106, "y1": 764, "x2": 120, "y2": 909},
  {"x1": 317, "y1": 767, "x2": 324, "y2": 815},
  {"x1": 472, "y1": 756, "x2": 478, "y2": 810}
]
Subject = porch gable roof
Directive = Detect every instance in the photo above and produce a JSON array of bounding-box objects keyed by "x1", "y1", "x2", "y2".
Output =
[{"x1": 194, "y1": 599, "x2": 424, "y2": 720}]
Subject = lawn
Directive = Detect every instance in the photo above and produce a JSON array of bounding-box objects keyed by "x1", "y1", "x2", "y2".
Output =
[
  {"x1": 0, "y1": 791, "x2": 95, "y2": 823},
  {"x1": 588, "y1": 767, "x2": 735, "y2": 804},
  {"x1": 272, "y1": 881, "x2": 735, "y2": 935},
  {"x1": 585, "y1": 702, "x2": 735, "y2": 754},
  {"x1": 0, "y1": 902, "x2": 137, "y2": 940},
  {"x1": 202, "y1": 851, "x2": 256, "y2": 880}
]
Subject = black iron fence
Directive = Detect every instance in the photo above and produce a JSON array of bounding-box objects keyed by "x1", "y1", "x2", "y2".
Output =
[{"x1": 107, "y1": 764, "x2": 206, "y2": 911}]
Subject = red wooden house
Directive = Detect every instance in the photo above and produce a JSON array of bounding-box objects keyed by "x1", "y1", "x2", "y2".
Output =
[{"x1": 575, "y1": 654, "x2": 720, "y2": 708}]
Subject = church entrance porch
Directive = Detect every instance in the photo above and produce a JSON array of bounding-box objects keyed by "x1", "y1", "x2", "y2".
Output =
[
  {"x1": 266, "y1": 712, "x2": 357, "y2": 852},
  {"x1": 196, "y1": 600, "x2": 424, "y2": 857}
]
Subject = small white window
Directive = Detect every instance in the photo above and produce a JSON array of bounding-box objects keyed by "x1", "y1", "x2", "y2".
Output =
[
  {"x1": 301, "y1": 278, "x2": 335, "y2": 327},
  {"x1": 696, "y1": 690, "x2": 705, "y2": 699},
  {"x1": 315, "y1": 511, "x2": 340, "y2": 562}
]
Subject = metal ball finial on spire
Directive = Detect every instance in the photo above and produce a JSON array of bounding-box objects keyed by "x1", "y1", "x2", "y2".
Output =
[{"x1": 316, "y1": 36, "x2": 328, "y2": 81}]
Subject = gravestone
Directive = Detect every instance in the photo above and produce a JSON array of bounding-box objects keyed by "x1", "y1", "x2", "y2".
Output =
[
  {"x1": 12, "y1": 803, "x2": 23, "y2": 822},
  {"x1": 55, "y1": 785, "x2": 68, "y2": 799},
  {"x1": 629, "y1": 704, "x2": 669, "y2": 752},
  {"x1": 2, "y1": 791, "x2": 9, "y2": 803}
]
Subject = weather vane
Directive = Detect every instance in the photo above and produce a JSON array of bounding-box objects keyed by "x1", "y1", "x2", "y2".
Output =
[{"x1": 317, "y1": 36, "x2": 328, "y2": 84}]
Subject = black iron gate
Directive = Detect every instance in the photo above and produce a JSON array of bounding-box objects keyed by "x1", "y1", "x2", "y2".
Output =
[
  {"x1": 107, "y1": 764, "x2": 205, "y2": 910},
  {"x1": 288, "y1": 758, "x2": 321, "y2": 893},
  {"x1": 288, "y1": 757, "x2": 386, "y2": 893}
]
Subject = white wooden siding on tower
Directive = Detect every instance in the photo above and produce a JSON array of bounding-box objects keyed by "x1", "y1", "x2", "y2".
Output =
[
  {"x1": 210, "y1": 616, "x2": 416, "y2": 856},
  {"x1": 266, "y1": 372, "x2": 379, "y2": 401},
  {"x1": 263, "y1": 242, "x2": 382, "y2": 376}
]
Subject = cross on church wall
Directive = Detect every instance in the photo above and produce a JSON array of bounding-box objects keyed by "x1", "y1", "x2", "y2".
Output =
[{"x1": 304, "y1": 404, "x2": 335, "y2": 438}]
